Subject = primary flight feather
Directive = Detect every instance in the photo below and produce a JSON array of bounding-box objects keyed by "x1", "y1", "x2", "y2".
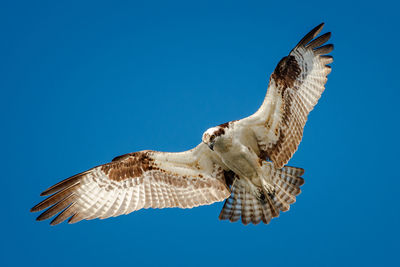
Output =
[{"x1": 31, "y1": 23, "x2": 333, "y2": 225}]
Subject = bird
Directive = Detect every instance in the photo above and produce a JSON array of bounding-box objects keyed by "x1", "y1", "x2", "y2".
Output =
[{"x1": 31, "y1": 23, "x2": 333, "y2": 226}]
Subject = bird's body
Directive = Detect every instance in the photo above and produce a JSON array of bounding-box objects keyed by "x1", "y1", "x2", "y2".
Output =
[
  {"x1": 31, "y1": 23, "x2": 333, "y2": 225},
  {"x1": 204, "y1": 123, "x2": 269, "y2": 190}
]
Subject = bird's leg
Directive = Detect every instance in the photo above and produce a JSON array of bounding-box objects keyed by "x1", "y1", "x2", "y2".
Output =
[
  {"x1": 260, "y1": 177, "x2": 275, "y2": 195},
  {"x1": 259, "y1": 161, "x2": 276, "y2": 195}
]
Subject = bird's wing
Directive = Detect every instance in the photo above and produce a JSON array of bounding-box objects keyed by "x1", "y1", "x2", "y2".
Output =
[
  {"x1": 236, "y1": 23, "x2": 333, "y2": 168},
  {"x1": 31, "y1": 143, "x2": 230, "y2": 225}
]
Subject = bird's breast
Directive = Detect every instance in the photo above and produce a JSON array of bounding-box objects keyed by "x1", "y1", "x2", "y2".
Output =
[{"x1": 214, "y1": 138, "x2": 259, "y2": 180}]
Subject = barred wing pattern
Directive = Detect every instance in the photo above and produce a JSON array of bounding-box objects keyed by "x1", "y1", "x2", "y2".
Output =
[
  {"x1": 31, "y1": 145, "x2": 230, "y2": 225},
  {"x1": 240, "y1": 23, "x2": 333, "y2": 168},
  {"x1": 31, "y1": 23, "x2": 333, "y2": 226}
]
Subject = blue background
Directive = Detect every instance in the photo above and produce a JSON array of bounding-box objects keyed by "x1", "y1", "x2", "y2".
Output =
[{"x1": 1, "y1": 1, "x2": 399, "y2": 266}]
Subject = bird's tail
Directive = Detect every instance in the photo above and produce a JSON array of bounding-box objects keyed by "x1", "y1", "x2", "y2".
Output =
[{"x1": 218, "y1": 163, "x2": 304, "y2": 225}]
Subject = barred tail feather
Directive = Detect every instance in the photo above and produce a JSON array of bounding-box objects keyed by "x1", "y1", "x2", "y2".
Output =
[
  {"x1": 219, "y1": 179, "x2": 266, "y2": 225},
  {"x1": 218, "y1": 164, "x2": 304, "y2": 225}
]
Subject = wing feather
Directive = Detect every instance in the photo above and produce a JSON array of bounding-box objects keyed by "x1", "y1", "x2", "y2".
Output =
[
  {"x1": 237, "y1": 23, "x2": 333, "y2": 168},
  {"x1": 36, "y1": 194, "x2": 78, "y2": 221},
  {"x1": 31, "y1": 144, "x2": 230, "y2": 225},
  {"x1": 50, "y1": 203, "x2": 77, "y2": 226},
  {"x1": 306, "y1": 32, "x2": 331, "y2": 49}
]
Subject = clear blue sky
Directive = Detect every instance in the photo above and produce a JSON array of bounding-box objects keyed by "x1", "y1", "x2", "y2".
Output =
[{"x1": 1, "y1": 1, "x2": 399, "y2": 266}]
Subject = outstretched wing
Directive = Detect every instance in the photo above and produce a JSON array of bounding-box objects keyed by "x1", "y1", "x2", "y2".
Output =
[
  {"x1": 237, "y1": 23, "x2": 333, "y2": 168},
  {"x1": 31, "y1": 144, "x2": 230, "y2": 225}
]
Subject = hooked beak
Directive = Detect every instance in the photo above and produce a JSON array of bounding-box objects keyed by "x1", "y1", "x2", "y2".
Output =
[{"x1": 208, "y1": 141, "x2": 214, "y2": 151}]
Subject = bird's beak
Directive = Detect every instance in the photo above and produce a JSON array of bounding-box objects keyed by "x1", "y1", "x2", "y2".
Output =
[{"x1": 208, "y1": 142, "x2": 214, "y2": 151}]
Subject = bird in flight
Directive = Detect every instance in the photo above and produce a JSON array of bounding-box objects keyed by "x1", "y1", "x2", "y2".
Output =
[{"x1": 31, "y1": 23, "x2": 333, "y2": 225}]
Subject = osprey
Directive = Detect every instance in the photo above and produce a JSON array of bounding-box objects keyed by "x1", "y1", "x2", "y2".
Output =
[{"x1": 31, "y1": 23, "x2": 333, "y2": 225}]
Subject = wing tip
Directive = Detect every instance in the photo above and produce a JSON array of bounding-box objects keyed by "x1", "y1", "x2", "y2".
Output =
[
  {"x1": 68, "y1": 213, "x2": 84, "y2": 224},
  {"x1": 39, "y1": 173, "x2": 83, "y2": 196},
  {"x1": 316, "y1": 22, "x2": 325, "y2": 30},
  {"x1": 40, "y1": 191, "x2": 50, "y2": 197},
  {"x1": 315, "y1": 22, "x2": 325, "y2": 36},
  {"x1": 30, "y1": 201, "x2": 45, "y2": 213},
  {"x1": 314, "y1": 44, "x2": 334, "y2": 56},
  {"x1": 30, "y1": 205, "x2": 38, "y2": 213},
  {"x1": 49, "y1": 204, "x2": 77, "y2": 226},
  {"x1": 320, "y1": 55, "x2": 334, "y2": 65},
  {"x1": 35, "y1": 214, "x2": 48, "y2": 222},
  {"x1": 49, "y1": 219, "x2": 61, "y2": 226},
  {"x1": 306, "y1": 32, "x2": 332, "y2": 49},
  {"x1": 294, "y1": 22, "x2": 325, "y2": 49}
]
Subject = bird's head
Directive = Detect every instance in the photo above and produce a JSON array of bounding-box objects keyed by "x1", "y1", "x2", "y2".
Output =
[{"x1": 202, "y1": 126, "x2": 226, "y2": 151}]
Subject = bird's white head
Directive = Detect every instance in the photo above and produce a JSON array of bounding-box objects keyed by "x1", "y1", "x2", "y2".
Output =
[{"x1": 202, "y1": 126, "x2": 226, "y2": 151}]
